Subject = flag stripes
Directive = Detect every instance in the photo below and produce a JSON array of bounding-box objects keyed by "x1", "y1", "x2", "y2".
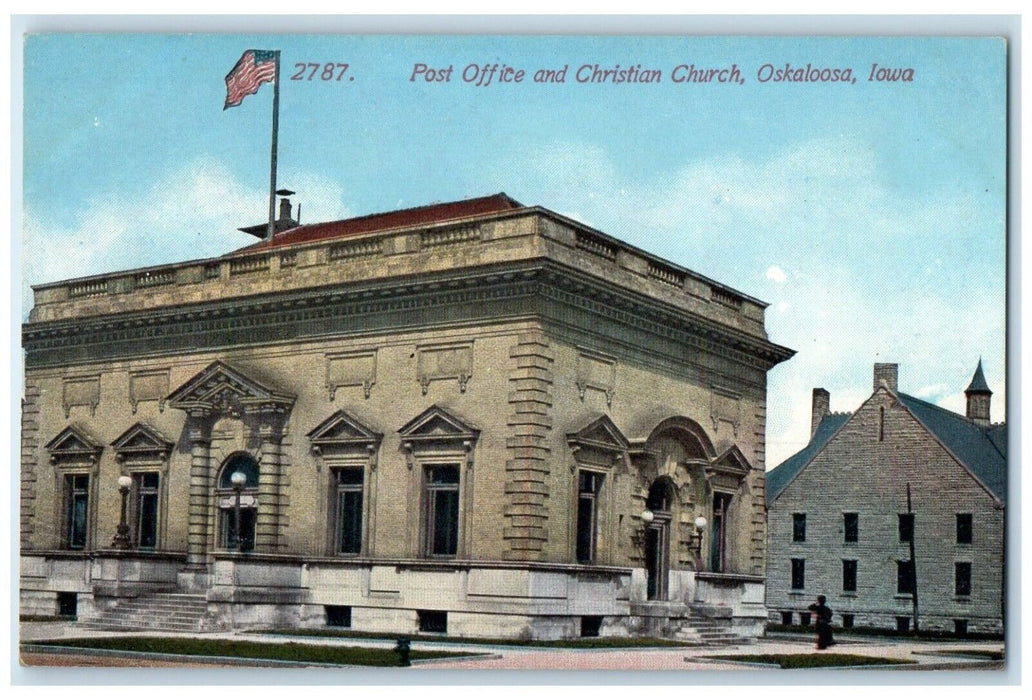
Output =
[{"x1": 224, "y1": 50, "x2": 278, "y2": 109}]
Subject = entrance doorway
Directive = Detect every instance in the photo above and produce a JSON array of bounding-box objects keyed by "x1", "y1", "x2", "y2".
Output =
[
  {"x1": 217, "y1": 453, "x2": 259, "y2": 552},
  {"x1": 644, "y1": 478, "x2": 675, "y2": 601}
]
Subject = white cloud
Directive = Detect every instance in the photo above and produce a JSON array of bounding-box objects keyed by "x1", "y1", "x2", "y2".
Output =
[
  {"x1": 506, "y1": 137, "x2": 1005, "y2": 467},
  {"x1": 22, "y1": 157, "x2": 352, "y2": 317}
]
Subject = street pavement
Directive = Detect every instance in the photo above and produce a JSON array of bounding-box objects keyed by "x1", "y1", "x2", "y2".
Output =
[{"x1": 18, "y1": 620, "x2": 1006, "y2": 672}]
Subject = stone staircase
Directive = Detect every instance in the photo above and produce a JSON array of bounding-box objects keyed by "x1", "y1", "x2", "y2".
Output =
[
  {"x1": 79, "y1": 592, "x2": 210, "y2": 633},
  {"x1": 671, "y1": 613, "x2": 747, "y2": 646},
  {"x1": 630, "y1": 601, "x2": 752, "y2": 646}
]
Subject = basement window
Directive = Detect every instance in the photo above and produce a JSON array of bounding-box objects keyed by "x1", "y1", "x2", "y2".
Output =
[
  {"x1": 580, "y1": 616, "x2": 603, "y2": 637},
  {"x1": 954, "y1": 619, "x2": 968, "y2": 636},
  {"x1": 841, "y1": 614, "x2": 854, "y2": 629},
  {"x1": 417, "y1": 610, "x2": 448, "y2": 634},
  {"x1": 325, "y1": 605, "x2": 352, "y2": 628},
  {"x1": 57, "y1": 592, "x2": 77, "y2": 618},
  {"x1": 780, "y1": 611, "x2": 793, "y2": 625},
  {"x1": 896, "y1": 616, "x2": 911, "y2": 633}
]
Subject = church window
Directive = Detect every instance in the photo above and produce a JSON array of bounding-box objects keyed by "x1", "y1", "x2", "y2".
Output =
[
  {"x1": 791, "y1": 558, "x2": 805, "y2": 590},
  {"x1": 843, "y1": 512, "x2": 858, "y2": 543},
  {"x1": 842, "y1": 559, "x2": 857, "y2": 592},
  {"x1": 956, "y1": 513, "x2": 972, "y2": 544},
  {"x1": 792, "y1": 513, "x2": 806, "y2": 542},
  {"x1": 898, "y1": 513, "x2": 914, "y2": 543},
  {"x1": 955, "y1": 562, "x2": 971, "y2": 596}
]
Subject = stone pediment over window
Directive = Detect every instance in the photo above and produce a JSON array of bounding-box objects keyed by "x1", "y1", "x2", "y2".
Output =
[
  {"x1": 308, "y1": 409, "x2": 383, "y2": 463},
  {"x1": 111, "y1": 422, "x2": 174, "y2": 463},
  {"x1": 45, "y1": 425, "x2": 103, "y2": 466},
  {"x1": 399, "y1": 405, "x2": 479, "y2": 468},
  {"x1": 567, "y1": 414, "x2": 630, "y2": 472},
  {"x1": 166, "y1": 361, "x2": 295, "y2": 418},
  {"x1": 706, "y1": 445, "x2": 752, "y2": 489}
]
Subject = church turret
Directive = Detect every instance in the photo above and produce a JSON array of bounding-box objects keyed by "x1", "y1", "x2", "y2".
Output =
[{"x1": 965, "y1": 359, "x2": 992, "y2": 427}]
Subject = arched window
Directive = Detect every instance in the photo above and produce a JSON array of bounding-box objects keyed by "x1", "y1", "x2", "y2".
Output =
[{"x1": 217, "y1": 453, "x2": 259, "y2": 552}]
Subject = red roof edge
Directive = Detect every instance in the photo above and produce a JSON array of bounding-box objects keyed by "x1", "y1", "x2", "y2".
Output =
[{"x1": 235, "y1": 192, "x2": 524, "y2": 254}]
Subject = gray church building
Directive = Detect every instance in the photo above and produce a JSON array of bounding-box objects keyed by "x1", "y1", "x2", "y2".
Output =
[{"x1": 765, "y1": 362, "x2": 1006, "y2": 635}]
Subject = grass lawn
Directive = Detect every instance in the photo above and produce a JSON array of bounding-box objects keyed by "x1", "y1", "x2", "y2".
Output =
[
  {"x1": 713, "y1": 653, "x2": 917, "y2": 669},
  {"x1": 932, "y1": 649, "x2": 1004, "y2": 661},
  {"x1": 260, "y1": 628, "x2": 692, "y2": 648},
  {"x1": 30, "y1": 637, "x2": 465, "y2": 667}
]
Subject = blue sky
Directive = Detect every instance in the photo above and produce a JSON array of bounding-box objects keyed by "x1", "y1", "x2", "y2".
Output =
[{"x1": 20, "y1": 34, "x2": 1007, "y2": 466}]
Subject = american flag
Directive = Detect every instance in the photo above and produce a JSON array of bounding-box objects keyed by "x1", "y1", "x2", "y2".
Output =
[{"x1": 224, "y1": 50, "x2": 278, "y2": 110}]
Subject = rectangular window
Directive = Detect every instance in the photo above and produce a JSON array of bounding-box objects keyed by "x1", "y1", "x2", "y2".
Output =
[
  {"x1": 576, "y1": 471, "x2": 602, "y2": 563},
  {"x1": 955, "y1": 562, "x2": 972, "y2": 596},
  {"x1": 781, "y1": 611, "x2": 793, "y2": 625},
  {"x1": 66, "y1": 474, "x2": 90, "y2": 549},
  {"x1": 791, "y1": 558, "x2": 805, "y2": 590},
  {"x1": 335, "y1": 468, "x2": 364, "y2": 555},
  {"x1": 897, "y1": 560, "x2": 915, "y2": 595},
  {"x1": 896, "y1": 616, "x2": 910, "y2": 633},
  {"x1": 898, "y1": 513, "x2": 914, "y2": 543},
  {"x1": 956, "y1": 514, "x2": 973, "y2": 544},
  {"x1": 792, "y1": 513, "x2": 806, "y2": 542},
  {"x1": 799, "y1": 612, "x2": 811, "y2": 626},
  {"x1": 843, "y1": 513, "x2": 858, "y2": 543},
  {"x1": 134, "y1": 472, "x2": 160, "y2": 549},
  {"x1": 954, "y1": 619, "x2": 968, "y2": 636},
  {"x1": 424, "y1": 465, "x2": 460, "y2": 557},
  {"x1": 841, "y1": 614, "x2": 854, "y2": 629},
  {"x1": 842, "y1": 559, "x2": 857, "y2": 592}
]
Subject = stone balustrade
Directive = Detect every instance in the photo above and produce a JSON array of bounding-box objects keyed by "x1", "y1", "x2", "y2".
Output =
[{"x1": 28, "y1": 208, "x2": 766, "y2": 335}]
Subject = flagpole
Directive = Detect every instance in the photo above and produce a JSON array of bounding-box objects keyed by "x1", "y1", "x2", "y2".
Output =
[{"x1": 267, "y1": 51, "x2": 281, "y2": 242}]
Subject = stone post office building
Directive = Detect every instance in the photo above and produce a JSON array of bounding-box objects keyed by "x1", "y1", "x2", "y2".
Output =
[
  {"x1": 21, "y1": 193, "x2": 793, "y2": 640},
  {"x1": 765, "y1": 362, "x2": 1006, "y2": 635}
]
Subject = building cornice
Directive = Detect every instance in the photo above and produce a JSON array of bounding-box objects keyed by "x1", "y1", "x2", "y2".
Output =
[{"x1": 23, "y1": 260, "x2": 793, "y2": 383}]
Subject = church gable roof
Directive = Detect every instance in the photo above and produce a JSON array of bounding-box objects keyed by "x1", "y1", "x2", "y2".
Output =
[
  {"x1": 766, "y1": 412, "x2": 851, "y2": 505},
  {"x1": 898, "y1": 393, "x2": 1006, "y2": 502}
]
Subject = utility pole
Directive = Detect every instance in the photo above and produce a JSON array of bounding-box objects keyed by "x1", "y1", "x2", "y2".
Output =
[{"x1": 907, "y1": 482, "x2": 919, "y2": 633}]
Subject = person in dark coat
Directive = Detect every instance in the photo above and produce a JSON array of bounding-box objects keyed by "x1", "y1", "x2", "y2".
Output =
[{"x1": 808, "y1": 595, "x2": 835, "y2": 649}]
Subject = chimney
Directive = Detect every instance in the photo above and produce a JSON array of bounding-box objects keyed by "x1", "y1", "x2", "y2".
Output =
[
  {"x1": 873, "y1": 363, "x2": 898, "y2": 393},
  {"x1": 811, "y1": 388, "x2": 830, "y2": 437},
  {"x1": 277, "y1": 196, "x2": 292, "y2": 223}
]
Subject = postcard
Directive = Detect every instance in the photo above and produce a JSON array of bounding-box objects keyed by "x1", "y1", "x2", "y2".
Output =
[{"x1": 16, "y1": 26, "x2": 1008, "y2": 678}]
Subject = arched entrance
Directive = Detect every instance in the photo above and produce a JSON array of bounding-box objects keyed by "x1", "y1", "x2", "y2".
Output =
[
  {"x1": 644, "y1": 477, "x2": 676, "y2": 600},
  {"x1": 216, "y1": 453, "x2": 259, "y2": 552}
]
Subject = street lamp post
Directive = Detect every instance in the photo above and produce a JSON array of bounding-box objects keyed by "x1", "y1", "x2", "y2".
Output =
[
  {"x1": 112, "y1": 475, "x2": 133, "y2": 549},
  {"x1": 690, "y1": 515, "x2": 708, "y2": 571},
  {"x1": 230, "y1": 471, "x2": 247, "y2": 553}
]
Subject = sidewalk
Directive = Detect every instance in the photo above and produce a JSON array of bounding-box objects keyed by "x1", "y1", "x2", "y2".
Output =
[{"x1": 18, "y1": 620, "x2": 1005, "y2": 671}]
